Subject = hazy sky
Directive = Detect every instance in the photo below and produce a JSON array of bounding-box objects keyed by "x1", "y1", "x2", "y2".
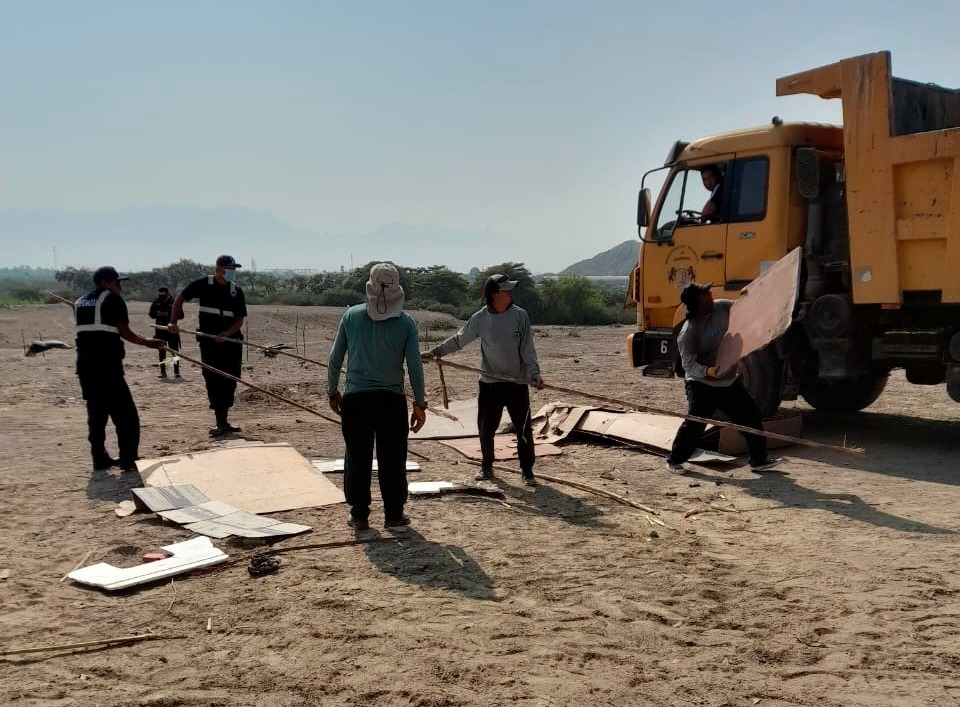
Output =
[{"x1": 1, "y1": 1, "x2": 958, "y2": 273}]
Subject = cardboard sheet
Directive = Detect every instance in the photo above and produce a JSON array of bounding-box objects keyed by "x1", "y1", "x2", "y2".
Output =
[
  {"x1": 411, "y1": 398, "x2": 513, "y2": 440},
  {"x1": 715, "y1": 246, "x2": 802, "y2": 372},
  {"x1": 531, "y1": 403, "x2": 800, "y2": 458},
  {"x1": 137, "y1": 442, "x2": 345, "y2": 514},
  {"x1": 131, "y1": 485, "x2": 312, "y2": 539}
]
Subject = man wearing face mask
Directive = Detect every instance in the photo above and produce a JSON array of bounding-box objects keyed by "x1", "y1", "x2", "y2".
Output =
[
  {"x1": 170, "y1": 255, "x2": 247, "y2": 436},
  {"x1": 75, "y1": 266, "x2": 163, "y2": 472}
]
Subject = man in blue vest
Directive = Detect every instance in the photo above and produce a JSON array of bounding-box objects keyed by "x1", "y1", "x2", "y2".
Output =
[
  {"x1": 74, "y1": 266, "x2": 163, "y2": 472},
  {"x1": 170, "y1": 255, "x2": 247, "y2": 436}
]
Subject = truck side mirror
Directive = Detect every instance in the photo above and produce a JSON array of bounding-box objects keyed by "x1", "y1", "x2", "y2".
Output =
[{"x1": 637, "y1": 188, "x2": 652, "y2": 232}]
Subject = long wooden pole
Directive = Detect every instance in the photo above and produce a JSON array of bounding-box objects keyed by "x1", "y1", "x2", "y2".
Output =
[
  {"x1": 162, "y1": 325, "x2": 457, "y2": 422},
  {"x1": 433, "y1": 358, "x2": 864, "y2": 457},
  {"x1": 1, "y1": 633, "x2": 176, "y2": 656},
  {"x1": 474, "y1": 460, "x2": 664, "y2": 516},
  {"x1": 166, "y1": 347, "x2": 431, "y2": 461}
]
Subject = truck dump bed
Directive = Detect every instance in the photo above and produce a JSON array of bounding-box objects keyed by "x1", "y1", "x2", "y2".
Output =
[{"x1": 777, "y1": 51, "x2": 960, "y2": 304}]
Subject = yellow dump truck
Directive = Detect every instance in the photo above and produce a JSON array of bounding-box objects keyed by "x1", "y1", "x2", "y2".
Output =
[{"x1": 627, "y1": 51, "x2": 960, "y2": 414}]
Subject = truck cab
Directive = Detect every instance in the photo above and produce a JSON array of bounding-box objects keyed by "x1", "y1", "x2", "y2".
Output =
[{"x1": 628, "y1": 52, "x2": 960, "y2": 414}]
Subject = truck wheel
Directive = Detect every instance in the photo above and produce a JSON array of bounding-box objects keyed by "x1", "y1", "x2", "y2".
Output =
[
  {"x1": 735, "y1": 348, "x2": 783, "y2": 418},
  {"x1": 800, "y1": 374, "x2": 888, "y2": 412}
]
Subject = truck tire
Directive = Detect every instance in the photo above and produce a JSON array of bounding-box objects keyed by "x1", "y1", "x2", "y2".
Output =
[
  {"x1": 735, "y1": 348, "x2": 783, "y2": 418},
  {"x1": 800, "y1": 374, "x2": 888, "y2": 412}
]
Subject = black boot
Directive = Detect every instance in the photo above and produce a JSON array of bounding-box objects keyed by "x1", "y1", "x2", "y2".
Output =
[{"x1": 210, "y1": 409, "x2": 228, "y2": 436}]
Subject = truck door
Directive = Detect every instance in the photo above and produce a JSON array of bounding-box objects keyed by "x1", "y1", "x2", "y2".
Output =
[
  {"x1": 722, "y1": 154, "x2": 777, "y2": 287},
  {"x1": 643, "y1": 162, "x2": 730, "y2": 327}
]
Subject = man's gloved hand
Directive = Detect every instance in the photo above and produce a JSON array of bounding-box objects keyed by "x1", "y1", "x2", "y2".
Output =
[
  {"x1": 410, "y1": 403, "x2": 427, "y2": 433},
  {"x1": 328, "y1": 391, "x2": 343, "y2": 415},
  {"x1": 420, "y1": 350, "x2": 435, "y2": 362},
  {"x1": 531, "y1": 374, "x2": 546, "y2": 390}
]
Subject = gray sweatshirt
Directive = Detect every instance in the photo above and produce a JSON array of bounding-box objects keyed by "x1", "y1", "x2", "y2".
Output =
[
  {"x1": 432, "y1": 305, "x2": 541, "y2": 385},
  {"x1": 677, "y1": 299, "x2": 737, "y2": 387}
]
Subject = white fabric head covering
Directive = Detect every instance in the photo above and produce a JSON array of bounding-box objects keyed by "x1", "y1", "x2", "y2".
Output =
[{"x1": 365, "y1": 263, "x2": 405, "y2": 321}]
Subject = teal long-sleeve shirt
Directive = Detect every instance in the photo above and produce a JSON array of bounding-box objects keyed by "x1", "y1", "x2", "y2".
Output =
[{"x1": 327, "y1": 304, "x2": 426, "y2": 405}]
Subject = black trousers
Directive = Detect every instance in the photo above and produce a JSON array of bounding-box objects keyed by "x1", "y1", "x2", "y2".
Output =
[
  {"x1": 78, "y1": 368, "x2": 140, "y2": 467},
  {"x1": 341, "y1": 391, "x2": 409, "y2": 521},
  {"x1": 477, "y1": 381, "x2": 535, "y2": 474},
  {"x1": 198, "y1": 337, "x2": 242, "y2": 414},
  {"x1": 154, "y1": 331, "x2": 181, "y2": 373},
  {"x1": 668, "y1": 379, "x2": 767, "y2": 466}
]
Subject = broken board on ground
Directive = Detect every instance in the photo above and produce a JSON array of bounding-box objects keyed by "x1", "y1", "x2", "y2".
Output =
[
  {"x1": 409, "y1": 480, "x2": 504, "y2": 497},
  {"x1": 532, "y1": 403, "x2": 800, "y2": 459},
  {"x1": 137, "y1": 442, "x2": 345, "y2": 514},
  {"x1": 68, "y1": 537, "x2": 228, "y2": 591},
  {"x1": 131, "y1": 485, "x2": 312, "y2": 539}
]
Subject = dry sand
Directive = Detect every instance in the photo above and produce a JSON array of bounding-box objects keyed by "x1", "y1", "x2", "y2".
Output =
[{"x1": 1, "y1": 302, "x2": 958, "y2": 706}]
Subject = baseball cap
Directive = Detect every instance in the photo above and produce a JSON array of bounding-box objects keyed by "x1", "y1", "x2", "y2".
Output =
[
  {"x1": 93, "y1": 266, "x2": 129, "y2": 285},
  {"x1": 216, "y1": 255, "x2": 242, "y2": 268},
  {"x1": 680, "y1": 281, "x2": 713, "y2": 309},
  {"x1": 484, "y1": 273, "x2": 518, "y2": 297}
]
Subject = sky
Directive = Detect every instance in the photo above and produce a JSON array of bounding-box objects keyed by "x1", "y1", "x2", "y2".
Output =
[{"x1": 1, "y1": 0, "x2": 958, "y2": 274}]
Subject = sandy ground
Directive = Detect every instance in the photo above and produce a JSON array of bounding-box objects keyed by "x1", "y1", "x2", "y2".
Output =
[{"x1": 1, "y1": 302, "x2": 959, "y2": 707}]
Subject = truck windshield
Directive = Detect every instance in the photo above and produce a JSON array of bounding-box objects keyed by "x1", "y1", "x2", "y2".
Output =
[{"x1": 653, "y1": 167, "x2": 718, "y2": 240}]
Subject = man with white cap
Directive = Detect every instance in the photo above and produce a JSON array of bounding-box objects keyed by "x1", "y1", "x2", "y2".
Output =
[
  {"x1": 424, "y1": 273, "x2": 543, "y2": 487},
  {"x1": 327, "y1": 263, "x2": 427, "y2": 533},
  {"x1": 170, "y1": 255, "x2": 247, "y2": 436}
]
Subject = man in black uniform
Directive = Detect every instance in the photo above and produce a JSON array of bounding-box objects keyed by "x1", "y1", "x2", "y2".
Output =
[
  {"x1": 149, "y1": 287, "x2": 181, "y2": 378},
  {"x1": 75, "y1": 266, "x2": 162, "y2": 471},
  {"x1": 170, "y1": 255, "x2": 247, "y2": 436}
]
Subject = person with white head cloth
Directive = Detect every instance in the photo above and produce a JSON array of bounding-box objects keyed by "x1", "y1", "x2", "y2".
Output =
[{"x1": 327, "y1": 263, "x2": 427, "y2": 533}]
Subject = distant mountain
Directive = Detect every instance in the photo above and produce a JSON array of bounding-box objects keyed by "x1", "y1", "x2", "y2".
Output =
[{"x1": 560, "y1": 240, "x2": 638, "y2": 276}]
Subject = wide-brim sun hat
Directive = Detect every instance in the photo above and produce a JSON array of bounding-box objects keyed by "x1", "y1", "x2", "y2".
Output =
[{"x1": 366, "y1": 263, "x2": 405, "y2": 321}]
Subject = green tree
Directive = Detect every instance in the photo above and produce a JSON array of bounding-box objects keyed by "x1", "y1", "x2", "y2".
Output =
[
  {"x1": 408, "y1": 266, "x2": 469, "y2": 307},
  {"x1": 540, "y1": 275, "x2": 607, "y2": 324}
]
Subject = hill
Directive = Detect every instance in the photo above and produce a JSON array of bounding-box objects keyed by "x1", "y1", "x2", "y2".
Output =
[{"x1": 560, "y1": 240, "x2": 637, "y2": 276}]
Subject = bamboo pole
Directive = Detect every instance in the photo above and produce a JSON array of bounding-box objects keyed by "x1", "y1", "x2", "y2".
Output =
[
  {"x1": 1, "y1": 633, "x2": 176, "y2": 656},
  {"x1": 431, "y1": 358, "x2": 864, "y2": 457},
  {"x1": 160, "y1": 325, "x2": 457, "y2": 421},
  {"x1": 165, "y1": 346, "x2": 431, "y2": 461},
  {"x1": 472, "y1": 460, "x2": 664, "y2": 516},
  {"x1": 436, "y1": 358, "x2": 450, "y2": 409}
]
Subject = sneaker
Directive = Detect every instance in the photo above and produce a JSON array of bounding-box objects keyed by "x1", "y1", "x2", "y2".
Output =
[
  {"x1": 384, "y1": 515, "x2": 411, "y2": 532},
  {"x1": 750, "y1": 456, "x2": 783, "y2": 472},
  {"x1": 347, "y1": 516, "x2": 370, "y2": 531},
  {"x1": 666, "y1": 461, "x2": 687, "y2": 475},
  {"x1": 209, "y1": 426, "x2": 226, "y2": 437},
  {"x1": 474, "y1": 468, "x2": 494, "y2": 481},
  {"x1": 223, "y1": 424, "x2": 242, "y2": 434},
  {"x1": 521, "y1": 473, "x2": 537, "y2": 487}
]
